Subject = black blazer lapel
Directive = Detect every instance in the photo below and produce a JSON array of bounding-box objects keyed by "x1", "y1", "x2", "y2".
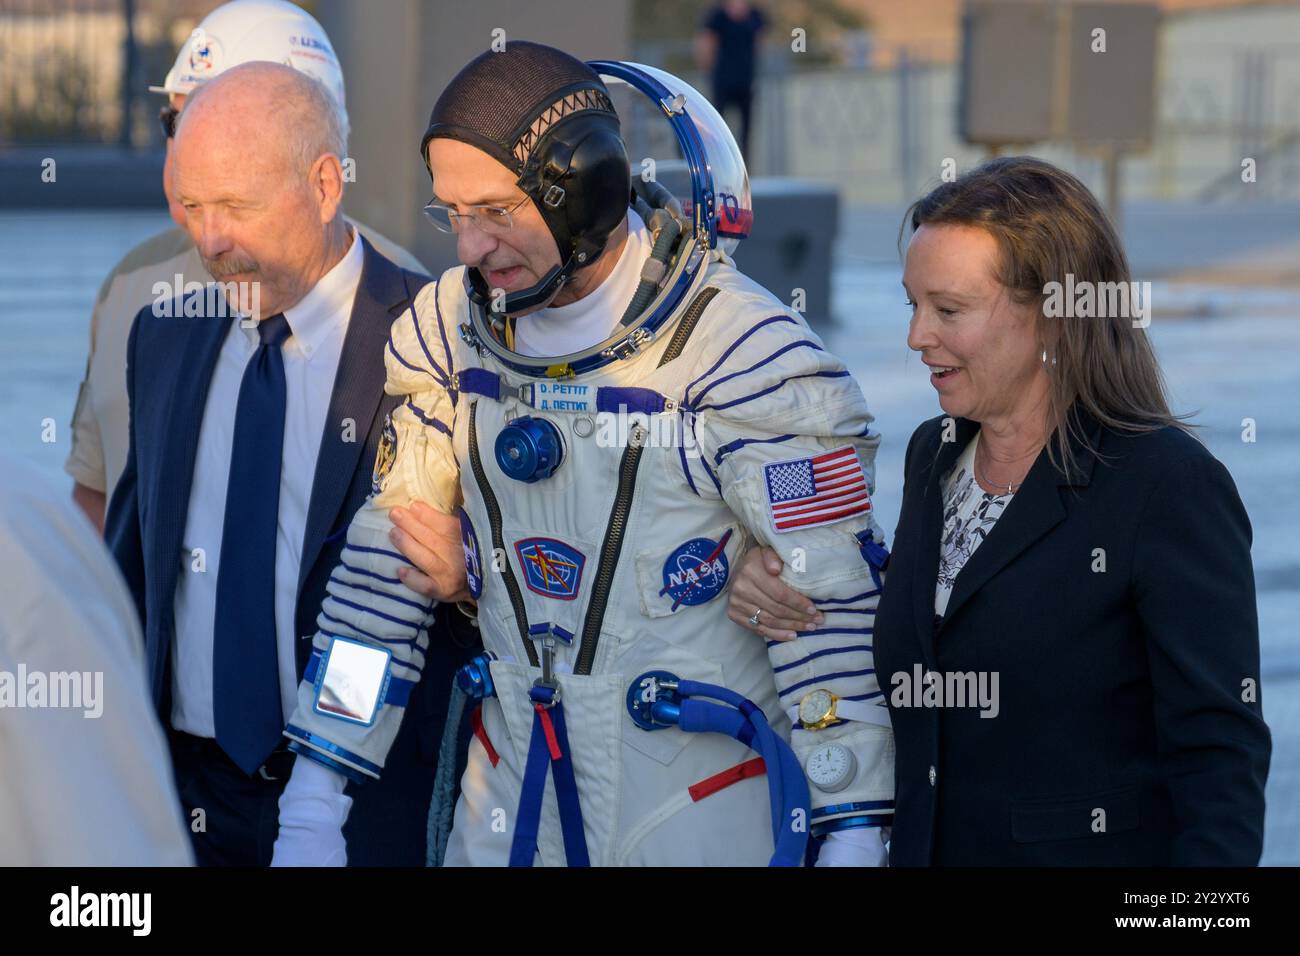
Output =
[
  {"x1": 911, "y1": 416, "x2": 979, "y2": 666},
  {"x1": 297, "y1": 236, "x2": 421, "y2": 605}
]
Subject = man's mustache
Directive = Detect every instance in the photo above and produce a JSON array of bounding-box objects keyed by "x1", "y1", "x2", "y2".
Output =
[{"x1": 204, "y1": 255, "x2": 259, "y2": 278}]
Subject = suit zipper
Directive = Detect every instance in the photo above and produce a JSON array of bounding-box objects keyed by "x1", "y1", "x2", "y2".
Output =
[
  {"x1": 468, "y1": 400, "x2": 538, "y2": 668},
  {"x1": 574, "y1": 286, "x2": 720, "y2": 675},
  {"x1": 575, "y1": 433, "x2": 645, "y2": 674}
]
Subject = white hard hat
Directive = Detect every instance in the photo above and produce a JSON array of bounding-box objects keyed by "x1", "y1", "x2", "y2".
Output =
[{"x1": 149, "y1": 0, "x2": 345, "y2": 106}]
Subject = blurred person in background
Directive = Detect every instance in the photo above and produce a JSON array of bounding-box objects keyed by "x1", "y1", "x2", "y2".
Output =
[
  {"x1": 695, "y1": 0, "x2": 766, "y2": 160},
  {"x1": 66, "y1": 0, "x2": 427, "y2": 533}
]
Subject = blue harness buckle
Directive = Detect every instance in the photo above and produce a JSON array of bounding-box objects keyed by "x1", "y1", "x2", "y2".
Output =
[
  {"x1": 510, "y1": 635, "x2": 588, "y2": 867},
  {"x1": 529, "y1": 682, "x2": 560, "y2": 708}
]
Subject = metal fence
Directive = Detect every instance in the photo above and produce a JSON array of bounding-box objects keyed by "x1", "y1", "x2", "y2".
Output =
[{"x1": 0, "y1": 0, "x2": 210, "y2": 147}]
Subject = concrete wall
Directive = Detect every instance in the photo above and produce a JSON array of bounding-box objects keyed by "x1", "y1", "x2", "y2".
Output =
[{"x1": 317, "y1": 0, "x2": 632, "y2": 272}]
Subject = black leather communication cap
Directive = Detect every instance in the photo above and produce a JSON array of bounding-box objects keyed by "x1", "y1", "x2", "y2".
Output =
[
  {"x1": 419, "y1": 40, "x2": 631, "y2": 314},
  {"x1": 420, "y1": 40, "x2": 617, "y2": 176}
]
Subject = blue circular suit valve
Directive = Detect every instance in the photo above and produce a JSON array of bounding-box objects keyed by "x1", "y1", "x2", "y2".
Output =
[
  {"x1": 496, "y1": 416, "x2": 564, "y2": 483},
  {"x1": 626, "y1": 670, "x2": 681, "y2": 731},
  {"x1": 456, "y1": 654, "x2": 496, "y2": 701}
]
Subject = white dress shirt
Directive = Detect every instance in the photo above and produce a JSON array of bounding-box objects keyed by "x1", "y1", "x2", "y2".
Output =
[{"x1": 171, "y1": 230, "x2": 364, "y2": 738}]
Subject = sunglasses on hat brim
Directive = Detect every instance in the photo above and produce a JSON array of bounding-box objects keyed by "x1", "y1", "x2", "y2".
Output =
[{"x1": 159, "y1": 105, "x2": 180, "y2": 140}]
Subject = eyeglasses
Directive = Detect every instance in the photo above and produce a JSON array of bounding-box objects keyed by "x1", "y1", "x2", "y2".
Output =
[
  {"x1": 159, "y1": 104, "x2": 180, "y2": 140},
  {"x1": 422, "y1": 195, "x2": 530, "y2": 235}
]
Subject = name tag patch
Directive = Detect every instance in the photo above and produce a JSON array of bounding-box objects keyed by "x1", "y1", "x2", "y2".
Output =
[{"x1": 534, "y1": 381, "x2": 590, "y2": 412}]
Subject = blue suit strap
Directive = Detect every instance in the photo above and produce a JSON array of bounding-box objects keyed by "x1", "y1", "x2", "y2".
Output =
[
  {"x1": 509, "y1": 699, "x2": 590, "y2": 867},
  {"x1": 594, "y1": 386, "x2": 676, "y2": 416},
  {"x1": 546, "y1": 703, "x2": 590, "y2": 866},
  {"x1": 304, "y1": 649, "x2": 416, "y2": 708},
  {"x1": 528, "y1": 622, "x2": 575, "y2": 644},
  {"x1": 456, "y1": 367, "x2": 503, "y2": 401},
  {"x1": 509, "y1": 704, "x2": 552, "y2": 867},
  {"x1": 856, "y1": 530, "x2": 890, "y2": 590},
  {"x1": 455, "y1": 367, "x2": 678, "y2": 419}
]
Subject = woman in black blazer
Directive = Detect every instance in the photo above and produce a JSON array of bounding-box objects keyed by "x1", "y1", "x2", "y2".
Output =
[{"x1": 728, "y1": 157, "x2": 1270, "y2": 865}]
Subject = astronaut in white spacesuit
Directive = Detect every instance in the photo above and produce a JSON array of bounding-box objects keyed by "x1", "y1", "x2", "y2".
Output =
[{"x1": 272, "y1": 42, "x2": 894, "y2": 867}]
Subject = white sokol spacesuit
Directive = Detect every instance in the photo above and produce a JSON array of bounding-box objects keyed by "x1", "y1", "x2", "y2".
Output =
[{"x1": 278, "y1": 52, "x2": 895, "y2": 866}]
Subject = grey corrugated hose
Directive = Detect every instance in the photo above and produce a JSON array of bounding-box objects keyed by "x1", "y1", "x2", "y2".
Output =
[{"x1": 426, "y1": 682, "x2": 469, "y2": 866}]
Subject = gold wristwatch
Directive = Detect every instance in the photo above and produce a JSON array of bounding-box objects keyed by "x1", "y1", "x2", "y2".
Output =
[
  {"x1": 792, "y1": 687, "x2": 890, "y2": 731},
  {"x1": 797, "y1": 688, "x2": 843, "y2": 730}
]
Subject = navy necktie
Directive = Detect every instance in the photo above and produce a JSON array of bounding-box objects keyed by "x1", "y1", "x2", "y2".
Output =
[{"x1": 213, "y1": 313, "x2": 292, "y2": 775}]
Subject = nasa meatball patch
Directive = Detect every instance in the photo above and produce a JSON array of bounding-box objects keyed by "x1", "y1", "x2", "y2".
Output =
[{"x1": 659, "y1": 529, "x2": 734, "y2": 611}]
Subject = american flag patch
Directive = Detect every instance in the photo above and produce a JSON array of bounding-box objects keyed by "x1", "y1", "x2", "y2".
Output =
[{"x1": 763, "y1": 445, "x2": 872, "y2": 533}]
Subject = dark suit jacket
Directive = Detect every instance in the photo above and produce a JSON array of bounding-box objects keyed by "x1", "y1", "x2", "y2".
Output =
[
  {"x1": 874, "y1": 408, "x2": 1271, "y2": 865},
  {"x1": 105, "y1": 236, "x2": 479, "y2": 865}
]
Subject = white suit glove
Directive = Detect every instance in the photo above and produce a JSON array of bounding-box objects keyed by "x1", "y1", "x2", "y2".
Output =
[
  {"x1": 815, "y1": 826, "x2": 890, "y2": 867},
  {"x1": 271, "y1": 756, "x2": 353, "y2": 867}
]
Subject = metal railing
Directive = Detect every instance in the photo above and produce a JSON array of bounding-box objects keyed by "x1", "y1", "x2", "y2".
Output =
[{"x1": 0, "y1": 0, "x2": 208, "y2": 147}]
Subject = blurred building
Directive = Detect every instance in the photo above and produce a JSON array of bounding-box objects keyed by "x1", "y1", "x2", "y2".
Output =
[
  {"x1": 845, "y1": 0, "x2": 1276, "y2": 66},
  {"x1": 732, "y1": 0, "x2": 1300, "y2": 203},
  {"x1": 6, "y1": 0, "x2": 1297, "y2": 204}
]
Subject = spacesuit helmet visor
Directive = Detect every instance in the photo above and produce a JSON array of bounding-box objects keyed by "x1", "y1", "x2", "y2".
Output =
[{"x1": 593, "y1": 61, "x2": 752, "y2": 256}]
